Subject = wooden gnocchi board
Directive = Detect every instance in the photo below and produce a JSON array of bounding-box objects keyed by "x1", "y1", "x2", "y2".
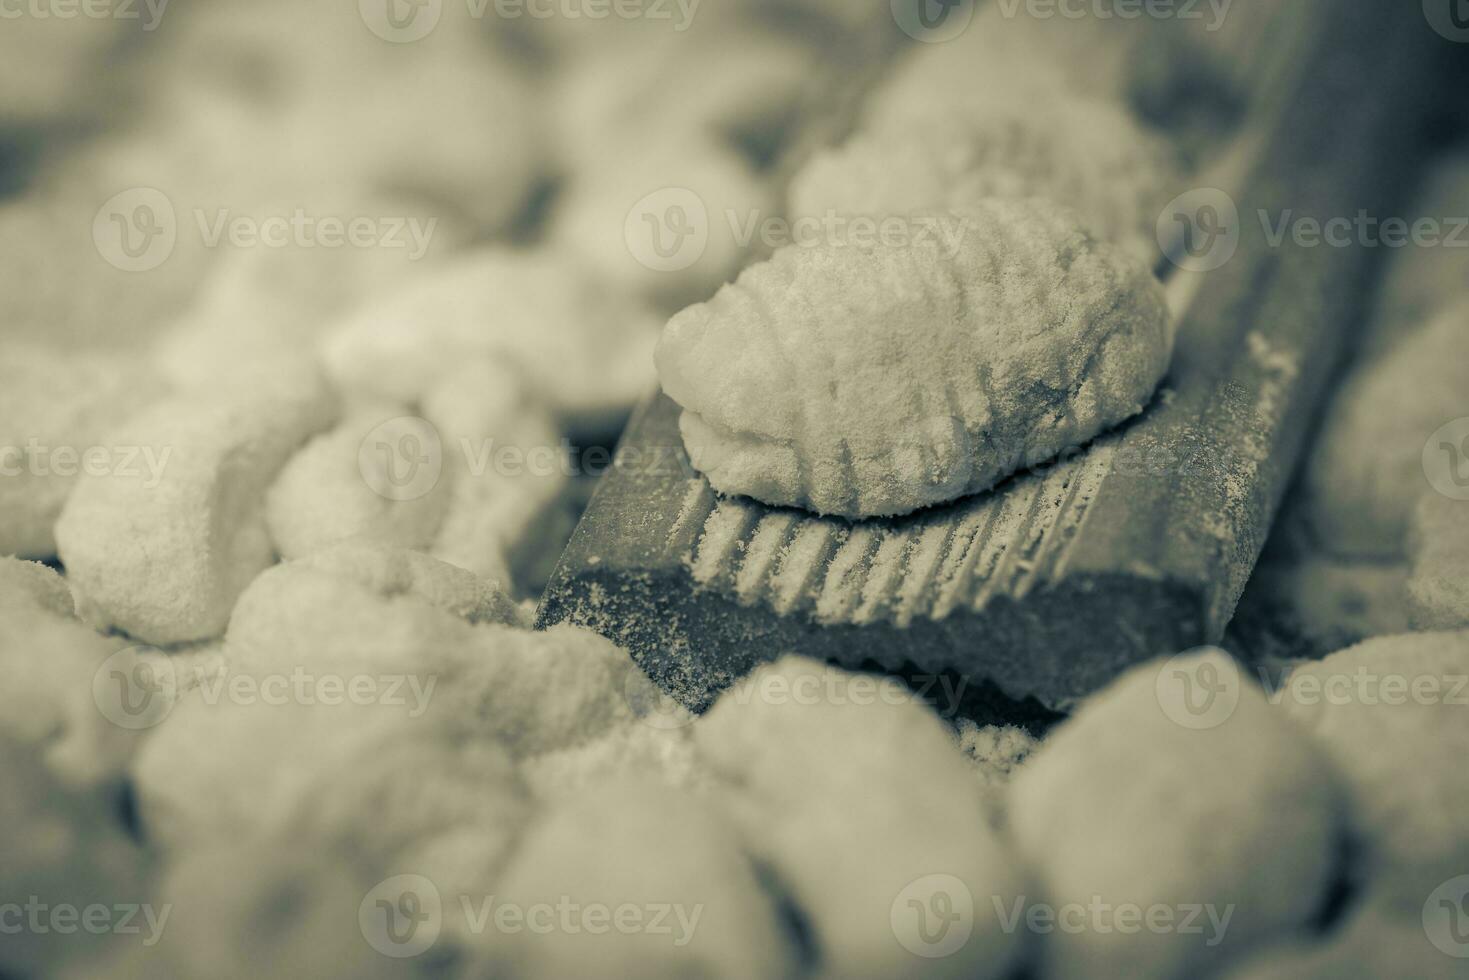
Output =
[{"x1": 538, "y1": 4, "x2": 1449, "y2": 721}]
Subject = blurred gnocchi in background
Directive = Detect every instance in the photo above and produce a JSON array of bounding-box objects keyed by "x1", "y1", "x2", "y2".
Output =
[{"x1": 3, "y1": 2, "x2": 1469, "y2": 979}]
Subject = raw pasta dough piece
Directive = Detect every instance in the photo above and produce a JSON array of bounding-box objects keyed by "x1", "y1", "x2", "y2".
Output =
[
  {"x1": 1406, "y1": 494, "x2": 1469, "y2": 630},
  {"x1": 953, "y1": 720, "x2": 1038, "y2": 824},
  {"x1": 0, "y1": 346, "x2": 161, "y2": 558},
  {"x1": 88, "y1": 844, "x2": 411, "y2": 980},
  {"x1": 657, "y1": 198, "x2": 1172, "y2": 518},
  {"x1": 1304, "y1": 302, "x2": 1469, "y2": 558},
  {"x1": 130, "y1": 694, "x2": 450, "y2": 851},
  {"x1": 0, "y1": 193, "x2": 192, "y2": 352},
  {"x1": 1221, "y1": 901, "x2": 1462, "y2": 980},
  {"x1": 421, "y1": 359, "x2": 570, "y2": 588},
  {"x1": 322, "y1": 248, "x2": 661, "y2": 431},
  {"x1": 1277, "y1": 631, "x2": 1469, "y2": 913},
  {"x1": 1357, "y1": 152, "x2": 1469, "y2": 361},
  {"x1": 268, "y1": 362, "x2": 567, "y2": 589},
  {"x1": 864, "y1": 1, "x2": 1256, "y2": 149},
  {"x1": 227, "y1": 552, "x2": 647, "y2": 758},
  {"x1": 156, "y1": 193, "x2": 467, "y2": 386},
  {"x1": 1276, "y1": 555, "x2": 1410, "y2": 650},
  {"x1": 0, "y1": 735, "x2": 147, "y2": 978},
  {"x1": 265, "y1": 407, "x2": 453, "y2": 564},
  {"x1": 550, "y1": 143, "x2": 777, "y2": 310},
  {"x1": 54, "y1": 366, "x2": 338, "y2": 644},
  {"x1": 0, "y1": 557, "x2": 75, "y2": 619},
  {"x1": 483, "y1": 780, "x2": 795, "y2": 980},
  {"x1": 550, "y1": 25, "x2": 816, "y2": 169},
  {"x1": 226, "y1": 543, "x2": 519, "y2": 682},
  {"x1": 695, "y1": 657, "x2": 1024, "y2": 980},
  {"x1": 1008, "y1": 649, "x2": 1343, "y2": 980},
  {"x1": 0, "y1": 13, "x2": 126, "y2": 125},
  {"x1": 791, "y1": 97, "x2": 1184, "y2": 267},
  {"x1": 261, "y1": 726, "x2": 531, "y2": 887},
  {"x1": 133, "y1": 1, "x2": 544, "y2": 231},
  {"x1": 521, "y1": 721, "x2": 706, "y2": 802},
  {"x1": 0, "y1": 595, "x2": 142, "y2": 789}
]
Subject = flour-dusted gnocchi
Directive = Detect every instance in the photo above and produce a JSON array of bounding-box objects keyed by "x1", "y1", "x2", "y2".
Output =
[
  {"x1": 130, "y1": 695, "x2": 442, "y2": 852},
  {"x1": 135, "y1": 0, "x2": 545, "y2": 233},
  {"x1": 953, "y1": 720, "x2": 1038, "y2": 824},
  {"x1": 156, "y1": 193, "x2": 467, "y2": 387},
  {"x1": 420, "y1": 359, "x2": 571, "y2": 588},
  {"x1": 1305, "y1": 302, "x2": 1469, "y2": 558},
  {"x1": 0, "y1": 11, "x2": 128, "y2": 127},
  {"x1": 274, "y1": 52, "x2": 546, "y2": 233},
  {"x1": 1221, "y1": 900, "x2": 1459, "y2": 980},
  {"x1": 89, "y1": 844, "x2": 411, "y2": 980},
  {"x1": 1008, "y1": 649, "x2": 1343, "y2": 980},
  {"x1": 657, "y1": 198, "x2": 1172, "y2": 518},
  {"x1": 695, "y1": 657, "x2": 1025, "y2": 980},
  {"x1": 55, "y1": 365, "x2": 338, "y2": 644},
  {"x1": 264, "y1": 407, "x2": 454, "y2": 565},
  {"x1": 1356, "y1": 153, "x2": 1469, "y2": 362},
  {"x1": 790, "y1": 97, "x2": 1184, "y2": 267},
  {"x1": 864, "y1": 2, "x2": 1254, "y2": 149},
  {"x1": 265, "y1": 361, "x2": 568, "y2": 591},
  {"x1": 226, "y1": 547, "x2": 648, "y2": 757},
  {"x1": 550, "y1": 143, "x2": 777, "y2": 311},
  {"x1": 0, "y1": 735, "x2": 148, "y2": 978},
  {"x1": 1277, "y1": 631, "x2": 1469, "y2": 913},
  {"x1": 483, "y1": 780, "x2": 796, "y2": 980},
  {"x1": 226, "y1": 543, "x2": 519, "y2": 681},
  {"x1": 322, "y1": 248, "x2": 661, "y2": 432},
  {"x1": 549, "y1": 24, "x2": 816, "y2": 170},
  {"x1": 262, "y1": 725, "x2": 532, "y2": 887},
  {"x1": 0, "y1": 577, "x2": 136, "y2": 790},
  {"x1": 0, "y1": 346, "x2": 161, "y2": 558},
  {"x1": 1407, "y1": 494, "x2": 1469, "y2": 630},
  {"x1": 521, "y1": 720, "x2": 705, "y2": 802},
  {"x1": 0, "y1": 556, "x2": 75, "y2": 620}
]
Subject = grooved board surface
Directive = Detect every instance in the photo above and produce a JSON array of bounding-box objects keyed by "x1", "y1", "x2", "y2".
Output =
[
  {"x1": 684, "y1": 439, "x2": 1117, "y2": 628},
  {"x1": 538, "y1": 5, "x2": 1441, "y2": 718}
]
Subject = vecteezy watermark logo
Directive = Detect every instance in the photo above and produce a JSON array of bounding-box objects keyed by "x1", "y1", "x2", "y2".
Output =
[
  {"x1": 0, "y1": 899, "x2": 171, "y2": 946},
  {"x1": 93, "y1": 188, "x2": 176, "y2": 273},
  {"x1": 625, "y1": 187, "x2": 709, "y2": 274},
  {"x1": 727, "y1": 667, "x2": 971, "y2": 720},
  {"x1": 360, "y1": 875, "x2": 442, "y2": 958},
  {"x1": 485, "y1": 0, "x2": 702, "y2": 30},
  {"x1": 0, "y1": 440, "x2": 171, "y2": 488},
  {"x1": 1259, "y1": 665, "x2": 1469, "y2": 709},
  {"x1": 992, "y1": 0, "x2": 1233, "y2": 31},
  {"x1": 362, "y1": 878, "x2": 703, "y2": 953},
  {"x1": 1423, "y1": 418, "x2": 1469, "y2": 502},
  {"x1": 93, "y1": 646, "x2": 178, "y2": 731},
  {"x1": 0, "y1": 0, "x2": 169, "y2": 30},
  {"x1": 892, "y1": 875, "x2": 974, "y2": 959},
  {"x1": 1158, "y1": 188, "x2": 1240, "y2": 273},
  {"x1": 993, "y1": 896, "x2": 1234, "y2": 945},
  {"x1": 457, "y1": 896, "x2": 703, "y2": 942},
  {"x1": 1424, "y1": 876, "x2": 1469, "y2": 958},
  {"x1": 359, "y1": 417, "x2": 443, "y2": 502},
  {"x1": 359, "y1": 0, "x2": 442, "y2": 41},
  {"x1": 1155, "y1": 648, "x2": 1242, "y2": 730},
  {"x1": 1424, "y1": 0, "x2": 1469, "y2": 42},
  {"x1": 729, "y1": 210, "x2": 971, "y2": 259},
  {"x1": 892, "y1": 0, "x2": 976, "y2": 42},
  {"x1": 193, "y1": 208, "x2": 438, "y2": 259}
]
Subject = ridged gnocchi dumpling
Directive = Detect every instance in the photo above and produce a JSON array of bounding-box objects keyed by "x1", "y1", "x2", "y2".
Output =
[
  {"x1": 656, "y1": 198, "x2": 1172, "y2": 519},
  {"x1": 790, "y1": 97, "x2": 1184, "y2": 267}
]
